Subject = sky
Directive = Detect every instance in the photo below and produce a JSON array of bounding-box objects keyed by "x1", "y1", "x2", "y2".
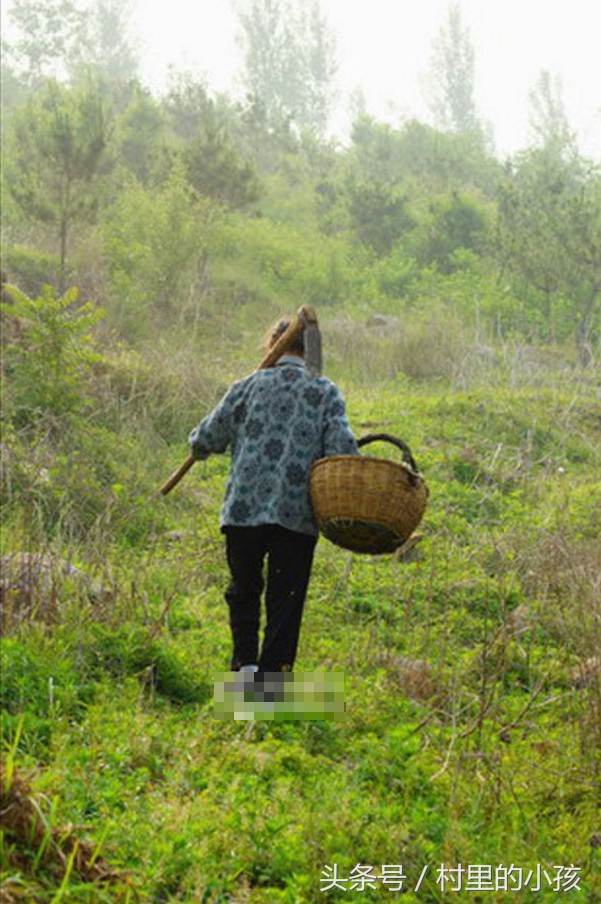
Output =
[
  {"x1": 3, "y1": 0, "x2": 601, "y2": 159},
  {"x1": 132, "y1": 0, "x2": 601, "y2": 159}
]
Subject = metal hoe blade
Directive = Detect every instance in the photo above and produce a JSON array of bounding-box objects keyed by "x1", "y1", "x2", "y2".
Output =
[{"x1": 304, "y1": 321, "x2": 322, "y2": 378}]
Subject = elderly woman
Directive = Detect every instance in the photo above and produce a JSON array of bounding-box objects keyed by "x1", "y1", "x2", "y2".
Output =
[{"x1": 189, "y1": 317, "x2": 358, "y2": 675}]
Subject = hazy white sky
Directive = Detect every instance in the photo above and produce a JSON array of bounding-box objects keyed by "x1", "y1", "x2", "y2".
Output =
[
  {"x1": 131, "y1": 0, "x2": 601, "y2": 158},
  {"x1": 3, "y1": 0, "x2": 600, "y2": 158}
]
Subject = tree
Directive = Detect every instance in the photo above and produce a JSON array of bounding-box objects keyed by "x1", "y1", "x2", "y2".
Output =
[
  {"x1": 528, "y1": 69, "x2": 575, "y2": 159},
  {"x1": 237, "y1": 0, "x2": 337, "y2": 137},
  {"x1": 102, "y1": 165, "x2": 219, "y2": 332},
  {"x1": 83, "y1": 0, "x2": 138, "y2": 85},
  {"x1": 8, "y1": 0, "x2": 138, "y2": 92},
  {"x1": 348, "y1": 115, "x2": 499, "y2": 198},
  {"x1": 555, "y1": 173, "x2": 601, "y2": 364},
  {"x1": 301, "y1": 0, "x2": 338, "y2": 137},
  {"x1": 113, "y1": 83, "x2": 166, "y2": 183},
  {"x1": 163, "y1": 73, "x2": 260, "y2": 208},
  {"x1": 7, "y1": 0, "x2": 86, "y2": 84},
  {"x1": 6, "y1": 78, "x2": 112, "y2": 290},
  {"x1": 164, "y1": 73, "x2": 217, "y2": 143},
  {"x1": 347, "y1": 180, "x2": 413, "y2": 256},
  {"x1": 496, "y1": 74, "x2": 600, "y2": 361},
  {"x1": 496, "y1": 150, "x2": 600, "y2": 363},
  {"x1": 342, "y1": 114, "x2": 498, "y2": 256},
  {"x1": 428, "y1": 4, "x2": 481, "y2": 136},
  {"x1": 2, "y1": 283, "x2": 104, "y2": 424},
  {"x1": 416, "y1": 190, "x2": 490, "y2": 273},
  {"x1": 0, "y1": 43, "x2": 30, "y2": 118},
  {"x1": 344, "y1": 116, "x2": 414, "y2": 255},
  {"x1": 184, "y1": 127, "x2": 259, "y2": 209}
]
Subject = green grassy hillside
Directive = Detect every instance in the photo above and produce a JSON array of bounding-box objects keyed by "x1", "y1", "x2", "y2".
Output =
[{"x1": 1, "y1": 305, "x2": 599, "y2": 901}]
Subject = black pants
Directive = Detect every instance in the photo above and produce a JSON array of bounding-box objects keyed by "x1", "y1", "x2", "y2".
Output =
[{"x1": 223, "y1": 524, "x2": 317, "y2": 672}]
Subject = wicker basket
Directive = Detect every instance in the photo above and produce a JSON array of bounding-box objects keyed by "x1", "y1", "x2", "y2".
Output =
[{"x1": 310, "y1": 433, "x2": 429, "y2": 555}]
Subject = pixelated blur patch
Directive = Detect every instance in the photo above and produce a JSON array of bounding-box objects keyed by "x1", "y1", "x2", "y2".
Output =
[{"x1": 213, "y1": 670, "x2": 346, "y2": 721}]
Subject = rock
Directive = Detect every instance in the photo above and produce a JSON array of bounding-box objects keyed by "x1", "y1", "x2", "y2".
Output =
[
  {"x1": 0, "y1": 552, "x2": 111, "y2": 631},
  {"x1": 503, "y1": 604, "x2": 536, "y2": 637},
  {"x1": 161, "y1": 529, "x2": 197, "y2": 545},
  {"x1": 380, "y1": 653, "x2": 438, "y2": 701},
  {"x1": 365, "y1": 314, "x2": 401, "y2": 332},
  {"x1": 569, "y1": 656, "x2": 601, "y2": 689}
]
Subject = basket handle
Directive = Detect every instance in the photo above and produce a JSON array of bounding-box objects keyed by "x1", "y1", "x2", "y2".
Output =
[{"x1": 357, "y1": 433, "x2": 421, "y2": 482}]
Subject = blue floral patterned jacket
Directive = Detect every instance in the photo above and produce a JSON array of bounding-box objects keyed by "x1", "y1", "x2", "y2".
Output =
[{"x1": 189, "y1": 355, "x2": 358, "y2": 536}]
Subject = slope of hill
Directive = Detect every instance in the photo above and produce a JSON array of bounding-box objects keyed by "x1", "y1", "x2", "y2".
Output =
[{"x1": 1, "y1": 308, "x2": 599, "y2": 900}]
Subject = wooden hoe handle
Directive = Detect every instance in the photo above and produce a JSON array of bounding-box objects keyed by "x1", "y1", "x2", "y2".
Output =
[
  {"x1": 159, "y1": 455, "x2": 196, "y2": 496},
  {"x1": 159, "y1": 305, "x2": 318, "y2": 496}
]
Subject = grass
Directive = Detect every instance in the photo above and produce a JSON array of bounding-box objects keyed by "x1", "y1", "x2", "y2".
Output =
[{"x1": 1, "y1": 336, "x2": 600, "y2": 901}]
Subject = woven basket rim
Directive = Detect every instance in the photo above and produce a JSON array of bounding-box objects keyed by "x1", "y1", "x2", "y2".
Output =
[{"x1": 311, "y1": 454, "x2": 422, "y2": 478}]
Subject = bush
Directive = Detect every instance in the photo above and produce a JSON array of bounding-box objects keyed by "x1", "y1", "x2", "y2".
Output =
[
  {"x1": 326, "y1": 307, "x2": 471, "y2": 383},
  {"x1": 102, "y1": 167, "x2": 220, "y2": 338},
  {"x1": 219, "y1": 215, "x2": 355, "y2": 306},
  {"x1": 82, "y1": 625, "x2": 212, "y2": 705},
  {"x1": 2, "y1": 246, "x2": 71, "y2": 296},
  {"x1": 1, "y1": 284, "x2": 104, "y2": 425}
]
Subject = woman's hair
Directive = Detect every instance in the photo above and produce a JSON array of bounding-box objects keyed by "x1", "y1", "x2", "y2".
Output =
[{"x1": 263, "y1": 316, "x2": 304, "y2": 355}]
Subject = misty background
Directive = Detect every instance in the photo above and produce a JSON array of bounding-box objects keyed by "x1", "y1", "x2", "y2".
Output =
[{"x1": 2, "y1": 0, "x2": 600, "y2": 159}]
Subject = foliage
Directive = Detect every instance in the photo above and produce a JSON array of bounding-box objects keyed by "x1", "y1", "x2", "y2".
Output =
[
  {"x1": 5, "y1": 76, "x2": 112, "y2": 289},
  {"x1": 350, "y1": 116, "x2": 499, "y2": 197},
  {"x1": 347, "y1": 178, "x2": 414, "y2": 256},
  {"x1": 0, "y1": 284, "x2": 178, "y2": 544},
  {"x1": 427, "y1": 3, "x2": 482, "y2": 137},
  {"x1": 7, "y1": 0, "x2": 87, "y2": 84},
  {"x1": 1, "y1": 7, "x2": 601, "y2": 899},
  {"x1": 184, "y1": 125, "x2": 260, "y2": 209},
  {"x1": 162, "y1": 72, "x2": 261, "y2": 208},
  {"x1": 496, "y1": 149, "x2": 601, "y2": 358},
  {"x1": 111, "y1": 82, "x2": 166, "y2": 184},
  {"x1": 413, "y1": 190, "x2": 491, "y2": 273},
  {"x1": 8, "y1": 0, "x2": 138, "y2": 87},
  {"x1": 238, "y1": 0, "x2": 337, "y2": 137},
  {"x1": 1, "y1": 284, "x2": 104, "y2": 424},
  {"x1": 528, "y1": 69, "x2": 575, "y2": 158},
  {"x1": 75, "y1": 0, "x2": 139, "y2": 85},
  {"x1": 1, "y1": 246, "x2": 69, "y2": 297},
  {"x1": 218, "y1": 213, "x2": 358, "y2": 307},
  {"x1": 163, "y1": 71, "x2": 218, "y2": 143},
  {"x1": 102, "y1": 165, "x2": 221, "y2": 335}
]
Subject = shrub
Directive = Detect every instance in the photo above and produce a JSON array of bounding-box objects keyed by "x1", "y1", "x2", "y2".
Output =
[
  {"x1": 2, "y1": 246, "x2": 70, "y2": 296},
  {"x1": 1, "y1": 284, "x2": 104, "y2": 425},
  {"x1": 102, "y1": 167, "x2": 220, "y2": 338}
]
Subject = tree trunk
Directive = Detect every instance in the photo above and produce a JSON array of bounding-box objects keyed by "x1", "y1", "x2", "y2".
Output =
[
  {"x1": 59, "y1": 180, "x2": 71, "y2": 295},
  {"x1": 59, "y1": 216, "x2": 68, "y2": 295},
  {"x1": 574, "y1": 292, "x2": 599, "y2": 367}
]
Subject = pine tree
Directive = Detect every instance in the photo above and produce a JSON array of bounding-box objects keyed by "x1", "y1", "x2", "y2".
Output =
[{"x1": 6, "y1": 78, "x2": 111, "y2": 290}]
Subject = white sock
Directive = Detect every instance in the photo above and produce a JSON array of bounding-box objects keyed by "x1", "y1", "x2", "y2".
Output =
[{"x1": 240, "y1": 664, "x2": 259, "y2": 673}]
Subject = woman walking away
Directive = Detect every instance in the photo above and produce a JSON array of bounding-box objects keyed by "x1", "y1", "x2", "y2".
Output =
[{"x1": 188, "y1": 316, "x2": 358, "y2": 675}]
